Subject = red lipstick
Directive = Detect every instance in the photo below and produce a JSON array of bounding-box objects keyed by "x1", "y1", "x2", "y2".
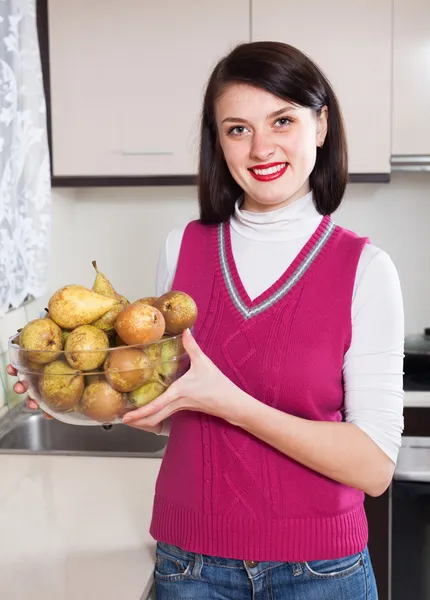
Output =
[{"x1": 248, "y1": 162, "x2": 288, "y2": 182}]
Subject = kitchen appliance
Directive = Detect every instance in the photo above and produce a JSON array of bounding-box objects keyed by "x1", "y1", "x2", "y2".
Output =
[
  {"x1": 391, "y1": 437, "x2": 430, "y2": 600},
  {"x1": 403, "y1": 328, "x2": 430, "y2": 391}
]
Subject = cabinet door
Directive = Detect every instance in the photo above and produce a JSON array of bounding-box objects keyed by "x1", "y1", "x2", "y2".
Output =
[
  {"x1": 252, "y1": 0, "x2": 392, "y2": 174},
  {"x1": 392, "y1": 0, "x2": 430, "y2": 156},
  {"x1": 48, "y1": 0, "x2": 249, "y2": 177}
]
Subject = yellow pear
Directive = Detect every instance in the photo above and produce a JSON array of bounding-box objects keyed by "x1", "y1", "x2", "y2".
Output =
[
  {"x1": 48, "y1": 285, "x2": 119, "y2": 329},
  {"x1": 19, "y1": 318, "x2": 63, "y2": 364},
  {"x1": 91, "y1": 261, "x2": 130, "y2": 332},
  {"x1": 39, "y1": 360, "x2": 84, "y2": 412},
  {"x1": 65, "y1": 325, "x2": 109, "y2": 371}
]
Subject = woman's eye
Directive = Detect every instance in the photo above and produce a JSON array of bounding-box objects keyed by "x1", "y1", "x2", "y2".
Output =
[
  {"x1": 275, "y1": 117, "x2": 292, "y2": 127},
  {"x1": 227, "y1": 125, "x2": 248, "y2": 136}
]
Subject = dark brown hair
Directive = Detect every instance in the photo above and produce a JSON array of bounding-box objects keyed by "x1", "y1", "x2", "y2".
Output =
[{"x1": 198, "y1": 41, "x2": 348, "y2": 224}]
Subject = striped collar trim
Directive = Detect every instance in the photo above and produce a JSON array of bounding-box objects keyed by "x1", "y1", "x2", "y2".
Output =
[{"x1": 218, "y1": 217, "x2": 336, "y2": 320}]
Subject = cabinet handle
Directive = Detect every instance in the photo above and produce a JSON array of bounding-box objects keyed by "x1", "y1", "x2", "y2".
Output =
[{"x1": 116, "y1": 150, "x2": 174, "y2": 156}]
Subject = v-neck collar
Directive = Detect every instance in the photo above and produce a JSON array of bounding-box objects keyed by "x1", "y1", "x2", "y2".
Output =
[{"x1": 216, "y1": 215, "x2": 336, "y2": 320}]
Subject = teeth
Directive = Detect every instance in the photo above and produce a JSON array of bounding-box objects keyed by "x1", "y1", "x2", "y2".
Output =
[{"x1": 252, "y1": 163, "x2": 286, "y2": 176}]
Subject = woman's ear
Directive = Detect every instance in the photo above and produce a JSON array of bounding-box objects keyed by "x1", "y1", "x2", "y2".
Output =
[{"x1": 317, "y1": 105, "x2": 328, "y2": 147}]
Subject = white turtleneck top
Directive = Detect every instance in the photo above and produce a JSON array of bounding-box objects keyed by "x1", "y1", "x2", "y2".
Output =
[{"x1": 156, "y1": 192, "x2": 404, "y2": 463}]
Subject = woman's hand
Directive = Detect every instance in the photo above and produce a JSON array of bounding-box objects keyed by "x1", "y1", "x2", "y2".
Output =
[
  {"x1": 6, "y1": 364, "x2": 53, "y2": 419},
  {"x1": 122, "y1": 329, "x2": 244, "y2": 429}
]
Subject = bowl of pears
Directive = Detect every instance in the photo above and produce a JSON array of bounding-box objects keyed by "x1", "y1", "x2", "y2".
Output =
[{"x1": 8, "y1": 261, "x2": 198, "y2": 426}]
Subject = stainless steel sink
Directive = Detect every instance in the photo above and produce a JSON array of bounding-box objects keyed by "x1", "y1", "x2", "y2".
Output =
[{"x1": 0, "y1": 403, "x2": 167, "y2": 457}]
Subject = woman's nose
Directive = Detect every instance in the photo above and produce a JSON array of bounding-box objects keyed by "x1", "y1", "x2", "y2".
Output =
[{"x1": 250, "y1": 132, "x2": 275, "y2": 162}]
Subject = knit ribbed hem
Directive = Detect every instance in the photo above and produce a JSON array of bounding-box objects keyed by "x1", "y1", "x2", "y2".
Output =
[{"x1": 150, "y1": 497, "x2": 368, "y2": 562}]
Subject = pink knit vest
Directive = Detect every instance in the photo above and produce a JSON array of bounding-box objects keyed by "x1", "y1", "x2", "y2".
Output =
[{"x1": 150, "y1": 215, "x2": 369, "y2": 562}]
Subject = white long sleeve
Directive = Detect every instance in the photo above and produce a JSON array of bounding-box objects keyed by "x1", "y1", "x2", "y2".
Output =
[{"x1": 155, "y1": 192, "x2": 404, "y2": 461}]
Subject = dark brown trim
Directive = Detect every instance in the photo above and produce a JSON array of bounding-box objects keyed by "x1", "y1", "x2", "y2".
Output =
[
  {"x1": 36, "y1": 0, "x2": 53, "y2": 178},
  {"x1": 51, "y1": 175, "x2": 198, "y2": 188},
  {"x1": 348, "y1": 173, "x2": 390, "y2": 183},
  {"x1": 50, "y1": 173, "x2": 389, "y2": 188},
  {"x1": 37, "y1": 0, "x2": 391, "y2": 187}
]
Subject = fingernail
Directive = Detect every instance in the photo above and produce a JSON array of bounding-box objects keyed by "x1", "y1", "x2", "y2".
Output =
[{"x1": 122, "y1": 416, "x2": 132, "y2": 423}]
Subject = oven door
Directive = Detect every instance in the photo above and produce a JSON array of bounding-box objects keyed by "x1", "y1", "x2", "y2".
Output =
[{"x1": 391, "y1": 437, "x2": 430, "y2": 600}]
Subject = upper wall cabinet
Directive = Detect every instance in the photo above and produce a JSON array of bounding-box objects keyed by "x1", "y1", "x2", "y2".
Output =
[
  {"x1": 392, "y1": 0, "x2": 430, "y2": 158},
  {"x1": 47, "y1": 0, "x2": 249, "y2": 179},
  {"x1": 251, "y1": 0, "x2": 392, "y2": 175}
]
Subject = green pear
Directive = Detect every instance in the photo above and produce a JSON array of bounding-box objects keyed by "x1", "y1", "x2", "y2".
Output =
[
  {"x1": 19, "y1": 318, "x2": 63, "y2": 364},
  {"x1": 156, "y1": 337, "x2": 183, "y2": 380},
  {"x1": 48, "y1": 285, "x2": 119, "y2": 329},
  {"x1": 128, "y1": 377, "x2": 167, "y2": 407},
  {"x1": 39, "y1": 360, "x2": 84, "y2": 412},
  {"x1": 65, "y1": 325, "x2": 109, "y2": 371},
  {"x1": 62, "y1": 329, "x2": 71, "y2": 345},
  {"x1": 144, "y1": 342, "x2": 162, "y2": 363}
]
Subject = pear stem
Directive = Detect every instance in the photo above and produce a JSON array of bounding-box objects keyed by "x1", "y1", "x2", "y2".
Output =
[{"x1": 92, "y1": 260, "x2": 99, "y2": 273}]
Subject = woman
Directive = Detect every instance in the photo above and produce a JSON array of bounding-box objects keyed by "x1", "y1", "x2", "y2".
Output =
[{"x1": 9, "y1": 41, "x2": 404, "y2": 599}]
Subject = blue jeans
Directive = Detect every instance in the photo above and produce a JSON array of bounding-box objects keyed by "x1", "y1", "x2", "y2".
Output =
[{"x1": 154, "y1": 542, "x2": 378, "y2": 599}]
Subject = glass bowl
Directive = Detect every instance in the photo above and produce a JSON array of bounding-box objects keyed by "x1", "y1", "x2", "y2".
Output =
[{"x1": 8, "y1": 333, "x2": 189, "y2": 426}]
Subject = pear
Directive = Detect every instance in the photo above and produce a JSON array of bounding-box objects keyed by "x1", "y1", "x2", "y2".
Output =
[
  {"x1": 39, "y1": 360, "x2": 84, "y2": 412},
  {"x1": 129, "y1": 378, "x2": 167, "y2": 407},
  {"x1": 104, "y1": 347, "x2": 154, "y2": 392},
  {"x1": 80, "y1": 379, "x2": 126, "y2": 423},
  {"x1": 48, "y1": 285, "x2": 119, "y2": 329},
  {"x1": 19, "y1": 318, "x2": 63, "y2": 364},
  {"x1": 133, "y1": 297, "x2": 157, "y2": 306},
  {"x1": 157, "y1": 337, "x2": 184, "y2": 380},
  {"x1": 115, "y1": 303, "x2": 165, "y2": 346},
  {"x1": 92, "y1": 302, "x2": 125, "y2": 333},
  {"x1": 62, "y1": 330, "x2": 71, "y2": 345},
  {"x1": 24, "y1": 358, "x2": 46, "y2": 373},
  {"x1": 91, "y1": 261, "x2": 130, "y2": 333},
  {"x1": 65, "y1": 325, "x2": 109, "y2": 371},
  {"x1": 153, "y1": 291, "x2": 198, "y2": 335},
  {"x1": 144, "y1": 342, "x2": 162, "y2": 363}
]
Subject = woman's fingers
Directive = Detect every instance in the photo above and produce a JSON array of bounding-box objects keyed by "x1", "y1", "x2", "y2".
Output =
[
  {"x1": 13, "y1": 380, "x2": 28, "y2": 394},
  {"x1": 6, "y1": 364, "x2": 17, "y2": 376}
]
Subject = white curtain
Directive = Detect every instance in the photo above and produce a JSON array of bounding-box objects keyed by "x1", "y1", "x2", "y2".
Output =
[{"x1": 0, "y1": 0, "x2": 51, "y2": 317}]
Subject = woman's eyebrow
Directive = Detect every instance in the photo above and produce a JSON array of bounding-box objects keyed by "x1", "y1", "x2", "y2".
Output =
[{"x1": 221, "y1": 106, "x2": 296, "y2": 125}]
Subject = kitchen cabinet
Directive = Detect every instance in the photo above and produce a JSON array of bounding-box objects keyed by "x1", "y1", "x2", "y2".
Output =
[
  {"x1": 251, "y1": 0, "x2": 392, "y2": 176},
  {"x1": 392, "y1": 0, "x2": 430, "y2": 158},
  {"x1": 46, "y1": 0, "x2": 249, "y2": 180}
]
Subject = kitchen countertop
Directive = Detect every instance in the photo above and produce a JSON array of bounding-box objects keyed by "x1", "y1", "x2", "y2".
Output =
[
  {"x1": 404, "y1": 391, "x2": 430, "y2": 407},
  {"x1": 0, "y1": 455, "x2": 161, "y2": 600}
]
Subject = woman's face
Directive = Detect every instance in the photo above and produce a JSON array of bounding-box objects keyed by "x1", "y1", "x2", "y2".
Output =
[{"x1": 215, "y1": 84, "x2": 327, "y2": 212}]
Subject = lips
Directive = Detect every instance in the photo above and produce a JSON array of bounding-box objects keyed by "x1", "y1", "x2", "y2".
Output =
[{"x1": 248, "y1": 162, "x2": 289, "y2": 182}]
